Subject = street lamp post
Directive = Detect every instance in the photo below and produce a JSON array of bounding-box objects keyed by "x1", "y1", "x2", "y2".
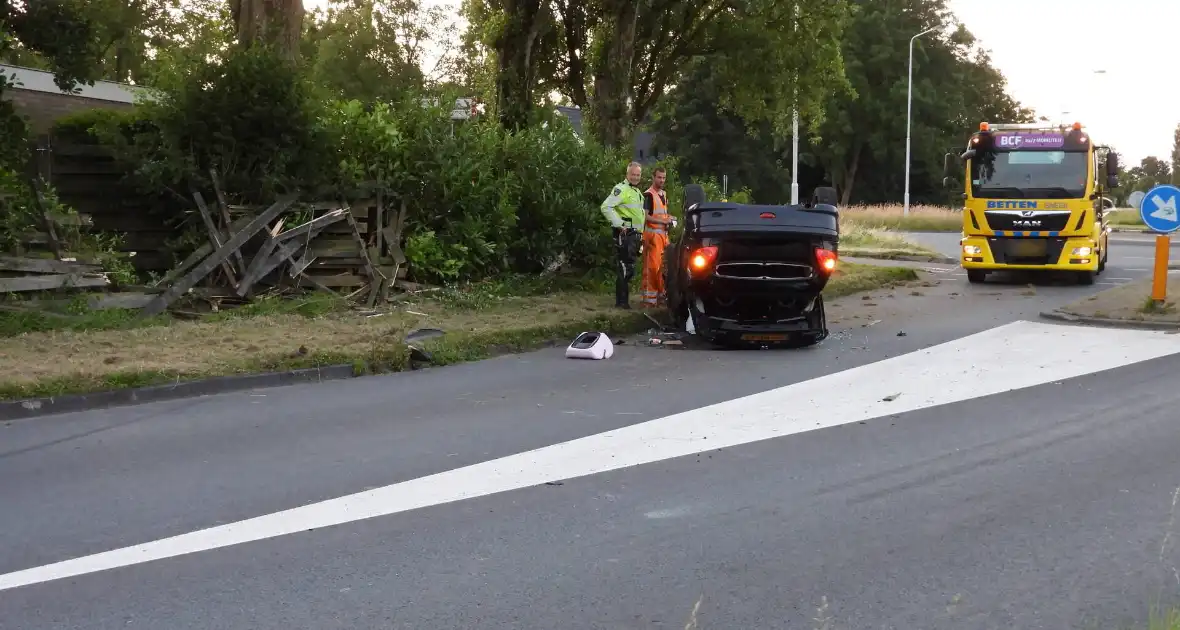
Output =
[
  {"x1": 790, "y1": 2, "x2": 800, "y2": 205},
  {"x1": 904, "y1": 26, "x2": 937, "y2": 218}
]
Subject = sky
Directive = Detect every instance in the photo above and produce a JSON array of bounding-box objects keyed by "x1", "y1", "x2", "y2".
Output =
[
  {"x1": 946, "y1": 0, "x2": 1178, "y2": 166},
  {"x1": 303, "y1": 0, "x2": 1178, "y2": 166}
]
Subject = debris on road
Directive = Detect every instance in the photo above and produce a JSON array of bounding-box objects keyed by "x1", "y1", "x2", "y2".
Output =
[{"x1": 565, "y1": 331, "x2": 615, "y2": 360}]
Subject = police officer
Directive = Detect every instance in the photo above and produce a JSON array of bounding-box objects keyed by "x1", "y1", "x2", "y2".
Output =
[{"x1": 600, "y1": 162, "x2": 646, "y2": 309}]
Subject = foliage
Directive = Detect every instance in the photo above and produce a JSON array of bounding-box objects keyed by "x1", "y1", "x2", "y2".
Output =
[
  {"x1": 460, "y1": 0, "x2": 852, "y2": 148},
  {"x1": 0, "y1": 0, "x2": 134, "y2": 279},
  {"x1": 0, "y1": 172, "x2": 137, "y2": 285},
  {"x1": 83, "y1": 44, "x2": 330, "y2": 206},
  {"x1": 652, "y1": 0, "x2": 1034, "y2": 207},
  {"x1": 320, "y1": 96, "x2": 628, "y2": 283},
  {"x1": 304, "y1": 0, "x2": 429, "y2": 102},
  {"x1": 1116, "y1": 155, "x2": 1174, "y2": 204},
  {"x1": 650, "y1": 58, "x2": 798, "y2": 203}
]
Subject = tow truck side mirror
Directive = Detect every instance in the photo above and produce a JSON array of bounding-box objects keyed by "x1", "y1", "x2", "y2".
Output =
[
  {"x1": 1105, "y1": 152, "x2": 1120, "y2": 189},
  {"x1": 943, "y1": 152, "x2": 956, "y2": 178}
]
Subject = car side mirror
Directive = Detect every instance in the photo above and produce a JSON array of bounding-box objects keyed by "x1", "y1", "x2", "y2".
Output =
[
  {"x1": 1107, "y1": 152, "x2": 1120, "y2": 176},
  {"x1": 1106, "y1": 174, "x2": 1119, "y2": 189}
]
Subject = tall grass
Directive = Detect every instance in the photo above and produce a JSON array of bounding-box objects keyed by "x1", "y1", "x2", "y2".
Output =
[{"x1": 840, "y1": 204, "x2": 962, "y2": 232}]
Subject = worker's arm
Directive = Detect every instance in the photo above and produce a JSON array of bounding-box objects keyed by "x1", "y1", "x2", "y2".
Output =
[{"x1": 600, "y1": 186, "x2": 626, "y2": 229}]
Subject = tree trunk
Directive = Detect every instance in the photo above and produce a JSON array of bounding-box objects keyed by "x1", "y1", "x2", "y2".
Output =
[
  {"x1": 230, "y1": 0, "x2": 305, "y2": 61},
  {"x1": 493, "y1": 0, "x2": 547, "y2": 132},
  {"x1": 588, "y1": 0, "x2": 640, "y2": 150},
  {"x1": 839, "y1": 141, "x2": 863, "y2": 207}
]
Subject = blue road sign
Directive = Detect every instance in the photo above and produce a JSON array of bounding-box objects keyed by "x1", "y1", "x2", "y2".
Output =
[{"x1": 1139, "y1": 184, "x2": 1180, "y2": 234}]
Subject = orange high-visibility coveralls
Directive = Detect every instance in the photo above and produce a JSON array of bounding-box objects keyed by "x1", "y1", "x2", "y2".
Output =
[{"x1": 640, "y1": 187, "x2": 671, "y2": 308}]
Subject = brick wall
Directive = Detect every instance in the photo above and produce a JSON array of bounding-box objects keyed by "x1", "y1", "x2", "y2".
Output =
[{"x1": 2, "y1": 88, "x2": 134, "y2": 133}]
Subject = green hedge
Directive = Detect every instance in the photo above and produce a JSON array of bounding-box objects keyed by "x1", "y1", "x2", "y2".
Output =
[{"x1": 49, "y1": 46, "x2": 737, "y2": 285}]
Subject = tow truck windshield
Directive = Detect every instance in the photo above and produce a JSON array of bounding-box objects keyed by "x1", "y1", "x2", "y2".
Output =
[{"x1": 970, "y1": 150, "x2": 1088, "y2": 199}]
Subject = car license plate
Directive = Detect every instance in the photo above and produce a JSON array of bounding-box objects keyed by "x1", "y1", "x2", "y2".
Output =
[
  {"x1": 741, "y1": 333, "x2": 787, "y2": 341},
  {"x1": 1010, "y1": 239, "x2": 1047, "y2": 256}
]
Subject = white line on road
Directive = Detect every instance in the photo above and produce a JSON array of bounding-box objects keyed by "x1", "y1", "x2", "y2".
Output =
[{"x1": 3, "y1": 322, "x2": 1180, "y2": 592}]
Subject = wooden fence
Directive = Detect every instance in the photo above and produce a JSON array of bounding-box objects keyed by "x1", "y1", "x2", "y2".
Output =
[{"x1": 3, "y1": 138, "x2": 410, "y2": 313}]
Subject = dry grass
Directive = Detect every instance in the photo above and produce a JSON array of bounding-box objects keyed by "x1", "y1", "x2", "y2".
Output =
[
  {"x1": 1056, "y1": 277, "x2": 1180, "y2": 324},
  {"x1": 839, "y1": 223, "x2": 948, "y2": 261},
  {"x1": 0, "y1": 292, "x2": 622, "y2": 389},
  {"x1": 0, "y1": 263, "x2": 918, "y2": 399},
  {"x1": 840, "y1": 203, "x2": 962, "y2": 232}
]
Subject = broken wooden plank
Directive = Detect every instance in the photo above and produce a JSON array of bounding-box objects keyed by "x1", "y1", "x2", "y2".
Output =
[
  {"x1": 238, "y1": 241, "x2": 303, "y2": 296},
  {"x1": 207, "y1": 169, "x2": 247, "y2": 270},
  {"x1": 274, "y1": 208, "x2": 347, "y2": 243},
  {"x1": 373, "y1": 190, "x2": 385, "y2": 255},
  {"x1": 139, "y1": 195, "x2": 297, "y2": 317},
  {"x1": 237, "y1": 237, "x2": 280, "y2": 297},
  {"x1": 0, "y1": 256, "x2": 101, "y2": 275},
  {"x1": 0, "y1": 274, "x2": 110, "y2": 292},
  {"x1": 298, "y1": 271, "x2": 366, "y2": 288},
  {"x1": 288, "y1": 250, "x2": 317, "y2": 278},
  {"x1": 89, "y1": 292, "x2": 154, "y2": 310},
  {"x1": 344, "y1": 209, "x2": 378, "y2": 278},
  {"x1": 46, "y1": 211, "x2": 93, "y2": 227},
  {"x1": 193, "y1": 191, "x2": 240, "y2": 288},
  {"x1": 150, "y1": 215, "x2": 253, "y2": 288}
]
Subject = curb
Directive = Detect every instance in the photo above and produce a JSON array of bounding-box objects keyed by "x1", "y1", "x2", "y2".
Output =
[
  {"x1": 842, "y1": 251, "x2": 957, "y2": 265},
  {"x1": 0, "y1": 364, "x2": 358, "y2": 422},
  {"x1": 1039, "y1": 310, "x2": 1180, "y2": 331}
]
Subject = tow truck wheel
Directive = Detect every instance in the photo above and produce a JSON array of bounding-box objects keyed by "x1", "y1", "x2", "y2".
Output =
[
  {"x1": 1098, "y1": 248, "x2": 1107, "y2": 273},
  {"x1": 967, "y1": 269, "x2": 987, "y2": 284},
  {"x1": 1076, "y1": 270, "x2": 1095, "y2": 285}
]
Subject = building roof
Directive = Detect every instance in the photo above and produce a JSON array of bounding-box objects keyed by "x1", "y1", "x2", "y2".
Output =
[{"x1": 0, "y1": 63, "x2": 148, "y2": 104}]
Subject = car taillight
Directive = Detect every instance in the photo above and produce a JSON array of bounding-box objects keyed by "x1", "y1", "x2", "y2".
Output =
[
  {"x1": 689, "y1": 246, "x2": 718, "y2": 272},
  {"x1": 815, "y1": 247, "x2": 837, "y2": 273}
]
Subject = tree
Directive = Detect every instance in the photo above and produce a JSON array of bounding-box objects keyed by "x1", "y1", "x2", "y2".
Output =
[
  {"x1": 460, "y1": 0, "x2": 850, "y2": 148},
  {"x1": 0, "y1": 0, "x2": 102, "y2": 91},
  {"x1": 649, "y1": 58, "x2": 798, "y2": 202},
  {"x1": 799, "y1": 0, "x2": 1032, "y2": 204},
  {"x1": 230, "y1": 0, "x2": 304, "y2": 60},
  {"x1": 649, "y1": 0, "x2": 1033, "y2": 206}
]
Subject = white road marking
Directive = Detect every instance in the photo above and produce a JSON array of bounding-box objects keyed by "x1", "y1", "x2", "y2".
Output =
[{"x1": 4, "y1": 321, "x2": 1180, "y2": 592}]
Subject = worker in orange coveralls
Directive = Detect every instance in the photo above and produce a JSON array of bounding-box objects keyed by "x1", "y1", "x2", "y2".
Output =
[{"x1": 639, "y1": 166, "x2": 673, "y2": 308}]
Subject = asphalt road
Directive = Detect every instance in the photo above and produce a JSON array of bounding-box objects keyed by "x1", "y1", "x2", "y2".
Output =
[
  {"x1": 4, "y1": 261, "x2": 1180, "y2": 629},
  {"x1": 902, "y1": 230, "x2": 1180, "y2": 288}
]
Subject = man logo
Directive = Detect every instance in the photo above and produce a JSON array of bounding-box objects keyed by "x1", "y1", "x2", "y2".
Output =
[{"x1": 1021, "y1": 210, "x2": 1036, "y2": 217}]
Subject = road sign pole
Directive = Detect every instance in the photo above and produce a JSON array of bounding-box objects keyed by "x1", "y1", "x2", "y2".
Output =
[
  {"x1": 1139, "y1": 185, "x2": 1180, "y2": 306},
  {"x1": 1153, "y1": 234, "x2": 1170, "y2": 305}
]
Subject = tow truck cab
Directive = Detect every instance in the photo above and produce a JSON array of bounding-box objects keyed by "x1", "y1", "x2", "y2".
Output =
[{"x1": 942, "y1": 121, "x2": 1120, "y2": 285}]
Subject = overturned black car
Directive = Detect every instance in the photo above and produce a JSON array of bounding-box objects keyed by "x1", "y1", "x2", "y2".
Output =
[{"x1": 663, "y1": 185, "x2": 841, "y2": 348}]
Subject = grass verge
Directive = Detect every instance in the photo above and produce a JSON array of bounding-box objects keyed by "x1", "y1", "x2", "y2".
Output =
[
  {"x1": 0, "y1": 262, "x2": 916, "y2": 401},
  {"x1": 1108, "y1": 208, "x2": 1148, "y2": 230},
  {"x1": 1054, "y1": 276, "x2": 1180, "y2": 325},
  {"x1": 840, "y1": 203, "x2": 962, "y2": 232},
  {"x1": 839, "y1": 223, "x2": 950, "y2": 262}
]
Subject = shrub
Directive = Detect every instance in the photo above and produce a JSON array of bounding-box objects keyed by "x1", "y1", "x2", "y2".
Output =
[{"x1": 321, "y1": 96, "x2": 629, "y2": 284}]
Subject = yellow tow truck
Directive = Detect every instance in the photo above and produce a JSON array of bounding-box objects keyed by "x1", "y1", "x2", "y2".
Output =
[{"x1": 942, "y1": 121, "x2": 1121, "y2": 285}]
